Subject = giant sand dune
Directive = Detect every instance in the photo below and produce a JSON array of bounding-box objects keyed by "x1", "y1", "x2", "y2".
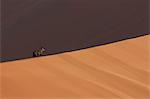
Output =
[{"x1": 0, "y1": 35, "x2": 150, "y2": 99}]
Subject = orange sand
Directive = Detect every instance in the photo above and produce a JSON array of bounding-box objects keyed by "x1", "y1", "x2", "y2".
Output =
[{"x1": 0, "y1": 35, "x2": 150, "y2": 99}]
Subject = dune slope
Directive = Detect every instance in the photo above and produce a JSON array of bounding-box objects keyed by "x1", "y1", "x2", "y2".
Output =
[{"x1": 0, "y1": 35, "x2": 150, "y2": 99}]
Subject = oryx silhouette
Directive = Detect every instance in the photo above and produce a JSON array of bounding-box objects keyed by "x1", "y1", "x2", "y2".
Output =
[{"x1": 33, "y1": 47, "x2": 46, "y2": 57}]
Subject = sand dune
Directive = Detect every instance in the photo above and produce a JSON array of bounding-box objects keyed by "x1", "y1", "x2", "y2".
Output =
[
  {"x1": 2, "y1": 0, "x2": 149, "y2": 62},
  {"x1": 0, "y1": 35, "x2": 150, "y2": 99}
]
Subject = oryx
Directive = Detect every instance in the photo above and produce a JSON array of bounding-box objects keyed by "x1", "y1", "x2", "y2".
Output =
[{"x1": 33, "y1": 47, "x2": 46, "y2": 57}]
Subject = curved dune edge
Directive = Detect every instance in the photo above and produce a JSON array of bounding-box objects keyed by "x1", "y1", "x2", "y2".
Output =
[{"x1": 0, "y1": 35, "x2": 150, "y2": 99}]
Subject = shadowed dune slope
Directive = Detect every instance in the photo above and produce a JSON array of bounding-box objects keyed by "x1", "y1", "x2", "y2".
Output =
[
  {"x1": 0, "y1": 35, "x2": 150, "y2": 99},
  {"x1": 1, "y1": 0, "x2": 149, "y2": 62}
]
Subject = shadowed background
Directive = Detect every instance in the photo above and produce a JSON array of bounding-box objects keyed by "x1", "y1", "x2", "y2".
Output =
[{"x1": 1, "y1": 0, "x2": 149, "y2": 62}]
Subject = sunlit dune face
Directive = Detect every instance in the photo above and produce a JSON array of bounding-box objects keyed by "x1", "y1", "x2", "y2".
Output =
[{"x1": 1, "y1": 35, "x2": 150, "y2": 99}]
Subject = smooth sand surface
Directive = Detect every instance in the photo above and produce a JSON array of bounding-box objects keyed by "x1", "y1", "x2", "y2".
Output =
[{"x1": 1, "y1": 35, "x2": 150, "y2": 99}]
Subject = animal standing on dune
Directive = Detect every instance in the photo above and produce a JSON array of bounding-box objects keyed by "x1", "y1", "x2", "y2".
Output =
[{"x1": 33, "y1": 47, "x2": 46, "y2": 57}]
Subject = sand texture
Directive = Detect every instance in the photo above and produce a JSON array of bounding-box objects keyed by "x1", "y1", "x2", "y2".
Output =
[{"x1": 1, "y1": 35, "x2": 150, "y2": 99}]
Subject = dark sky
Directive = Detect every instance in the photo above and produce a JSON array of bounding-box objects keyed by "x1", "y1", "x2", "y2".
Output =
[{"x1": 1, "y1": 0, "x2": 149, "y2": 62}]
